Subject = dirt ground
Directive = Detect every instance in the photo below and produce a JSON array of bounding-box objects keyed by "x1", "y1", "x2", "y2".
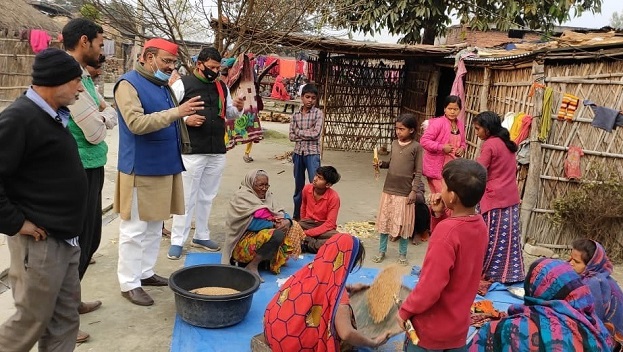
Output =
[{"x1": 0, "y1": 121, "x2": 620, "y2": 352}]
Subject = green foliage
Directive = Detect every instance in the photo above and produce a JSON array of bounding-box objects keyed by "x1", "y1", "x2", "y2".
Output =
[
  {"x1": 80, "y1": 3, "x2": 100, "y2": 21},
  {"x1": 324, "y1": 0, "x2": 603, "y2": 44},
  {"x1": 611, "y1": 11, "x2": 623, "y2": 29},
  {"x1": 550, "y1": 174, "x2": 623, "y2": 235}
]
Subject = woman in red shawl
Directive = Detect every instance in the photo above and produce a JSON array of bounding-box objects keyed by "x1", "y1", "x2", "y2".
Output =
[
  {"x1": 264, "y1": 234, "x2": 391, "y2": 351},
  {"x1": 270, "y1": 75, "x2": 290, "y2": 100}
]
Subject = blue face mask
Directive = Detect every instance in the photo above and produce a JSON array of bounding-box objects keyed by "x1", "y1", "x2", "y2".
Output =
[{"x1": 154, "y1": 69, "x2": 171, "y2": 82}]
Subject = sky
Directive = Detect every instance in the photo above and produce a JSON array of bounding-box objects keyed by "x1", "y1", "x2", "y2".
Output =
[{"x1": 346, "y1": 0, "x2": 621, "y2": 43}]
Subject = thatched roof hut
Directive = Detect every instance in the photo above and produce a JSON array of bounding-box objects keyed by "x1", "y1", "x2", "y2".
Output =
[
  {"x1": 0, "y1": 1, "x2": 63, "y2": 109},
  {"x1": 0, "y1": 0, "x2": 61, "y2": 36}
]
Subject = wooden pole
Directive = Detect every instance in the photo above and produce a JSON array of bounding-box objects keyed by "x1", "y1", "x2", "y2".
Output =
[
  {"x1": 520, "y1": 61, "x2": 545, "y2": 244},
  {"x1": 320, "y1": 51, "x2": 329, "y2": 160},
  {"x1": 474, "y1": 67, "x2": 491, "y2": 156}
]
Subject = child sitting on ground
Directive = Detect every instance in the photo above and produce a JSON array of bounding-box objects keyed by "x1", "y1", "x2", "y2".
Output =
[
  {"x1": 299, "y1": 166, "x2": 341, "y2": 253},
  {"x1": 397, "y1": 158, "x2": 488, "y2": 351}
]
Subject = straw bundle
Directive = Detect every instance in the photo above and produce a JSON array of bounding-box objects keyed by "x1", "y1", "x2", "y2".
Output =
[{"x1": 367, "y1": 265, "x2": 402, "y2": 323}]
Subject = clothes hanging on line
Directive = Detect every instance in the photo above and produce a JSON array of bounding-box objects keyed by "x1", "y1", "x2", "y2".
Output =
[
  {"x1": 538, "y1": 87, "x2": 554, "y2": 142},
  {"x1": 29, "y1": 29, "x2": 51, "y2": 54},
  {"x1": 557, "y1": 93, "x2": 579, "y2": 121},
  {"x1": 565, "y1": 146, "x2": 584, "y2": 181},
  {"x1": 103, "y1": 39, "x2": 115, "y2": 57},
  {"x1": 584, "y1": 100, "x2": 623, "y2": 133}
]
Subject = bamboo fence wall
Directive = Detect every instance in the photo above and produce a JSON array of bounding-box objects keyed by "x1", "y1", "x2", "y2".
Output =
[
  {"x1": 0, "y1": 38, "x2": 61, "y2": 109},
  {"x1": 521, "y1": 60, "x2": 623, "y2": 260},
  {"x1": 402, "y1": 61, "x2": 436, "y2": 141},
  {"x1": 458, "y1": 59, "x2": 623, "y2": 260},
  {"x1": 311, "y1": 56, "x2": 405, "y2": 152}
]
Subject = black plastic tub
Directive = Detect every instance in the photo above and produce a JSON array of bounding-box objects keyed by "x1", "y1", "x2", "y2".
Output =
[{"x1": 169, "y1": 264, "x2": 261, "y2": 328}]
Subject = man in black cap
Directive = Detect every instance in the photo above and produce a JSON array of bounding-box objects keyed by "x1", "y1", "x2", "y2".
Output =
[{"x1": 0, "y1": 47, "x2": 88, "y2": 351}]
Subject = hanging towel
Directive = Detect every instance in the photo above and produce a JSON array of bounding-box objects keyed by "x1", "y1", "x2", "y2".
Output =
[
  {"x1": 584, "y1": 100, "x2": 623, "y2": 133},
  {"x1": 565, "y1": 146, "x2": 584, "y2": 181},
  {"x1": 103, "y1": 39, "x2": 115, "y2": 57},
  {"x1": 29, "y1": 29, "x2": 51, "y2": 54},
  {"x1": 510, "y1": 112, "x2": 525, "y2": 141},
  {"x1": 513, "y1": 114, "x2": 533, "y2": 145},
  {"x1": 539, "y1": 87, "x2": 554, "y2": 142},
  {"x1": 279, "y1": 59, "x2": 296, "y2": 78},
  {"x1": 451, "y1": 58, "x2": 467, "y2": 125},
  {"x1": 557, "y1": 93, "x2": 580, "y2": 121},
  {"x1": 501, "y1": 112, "x2": 515, "y2": 131}
]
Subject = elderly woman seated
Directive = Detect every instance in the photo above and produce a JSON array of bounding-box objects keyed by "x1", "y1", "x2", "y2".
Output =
[
  {"x1": 570, "y1": 239, "x2": 623, "y2": 348},
  {"x1": 468, "y1": 258, "x2": 613, "y2": 351},
  {"x1": 221, "y1": 169, "x2": 304, "y2": 282}
]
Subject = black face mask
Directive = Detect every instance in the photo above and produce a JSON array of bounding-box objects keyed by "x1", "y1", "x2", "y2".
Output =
[{"x1": 202, "y1": 67, "x2": 219, "y2": 81}]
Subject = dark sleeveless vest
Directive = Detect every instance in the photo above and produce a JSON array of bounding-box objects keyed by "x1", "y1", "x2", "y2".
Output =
[{"x1": 180, "y1": 75, "x2": 228, "y2": 154}]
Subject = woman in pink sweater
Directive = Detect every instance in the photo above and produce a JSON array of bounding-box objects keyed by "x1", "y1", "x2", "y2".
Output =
[
  {"x1": 473, "y1": 111, "x2": 525, "y2": 283},
  {"x1": 420, "y1": 95, "x2": 466, "y2": 194}
]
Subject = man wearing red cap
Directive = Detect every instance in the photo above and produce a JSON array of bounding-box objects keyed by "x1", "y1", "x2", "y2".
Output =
[{"x1": 113, "y1": 38, "x2": 204, "y2": 306}]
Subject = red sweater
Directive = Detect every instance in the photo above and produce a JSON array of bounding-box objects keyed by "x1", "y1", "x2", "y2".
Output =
[
  {"x1": 476, "y1": 137, "x2": 521, "y2": 213},
  {"x1": 300, "y1": 184, "x2": 340, "y2": 237},
  {"x1": 398, "y1": 214, "x2": 487, "y2": 349}
]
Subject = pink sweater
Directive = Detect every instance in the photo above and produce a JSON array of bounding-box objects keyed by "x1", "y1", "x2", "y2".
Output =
[
  {"x1": 398, "y1": 214, "x2": 488, "y2": 349},
  {"x1": 476, "y1": 137, "x2": 521, "y2": 214},
  {"x1": 420, "y1": 116, "x2": 466, "y2": 179}
]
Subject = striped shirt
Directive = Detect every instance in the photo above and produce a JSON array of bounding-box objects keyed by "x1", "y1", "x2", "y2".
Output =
[
  {"x1": 289, "y1": 106, "x2": 323, "y2": 155},
  {"x1": 67, "y1": 67, "x2": 117, "y2": 144}
]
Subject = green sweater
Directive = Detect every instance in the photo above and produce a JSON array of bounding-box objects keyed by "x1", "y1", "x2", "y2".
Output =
[
  {"x1": 69, "y1": 74, "x2": 108, "y2": 169},
  {"x1": 68, "y1": 120, "x2": 108, "y2": 169}
]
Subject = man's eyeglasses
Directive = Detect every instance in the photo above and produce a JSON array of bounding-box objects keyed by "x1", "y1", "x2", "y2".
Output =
[{"x1": 158, "y1": 57, "x2": 178, "y2": 66}]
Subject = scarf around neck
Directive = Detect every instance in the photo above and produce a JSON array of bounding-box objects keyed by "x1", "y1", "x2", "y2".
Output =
[{"x1": 135, "y1": 62, "x2": 191, "y2": 153}]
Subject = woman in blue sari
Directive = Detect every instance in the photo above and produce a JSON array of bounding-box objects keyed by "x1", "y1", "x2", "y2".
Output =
[
  {"x1": 570, "y1": 239, "x2": 623, "y2": 348},
  {"x1": 468, "y1": 258, "x2": 613, "y2": 351}
]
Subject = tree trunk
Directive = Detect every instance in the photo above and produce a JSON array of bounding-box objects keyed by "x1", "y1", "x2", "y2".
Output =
[
  {"x1": 421, "y1": 26, "x2": 436, "y2": 45},
  {"x1": 216, "y1": 0, "x2": 224, "y2": 52}
]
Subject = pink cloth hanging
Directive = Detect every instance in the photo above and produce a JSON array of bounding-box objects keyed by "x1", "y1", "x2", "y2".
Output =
[
  {"x1": 565, "y1": 146, "x2": 584, "y2": 180},
  {"x1": 451, "y1": 59, "x2": 467, "y2": 124},
  {"x1": 29, "y1": 30, "x2": 51, "y2": 54}
]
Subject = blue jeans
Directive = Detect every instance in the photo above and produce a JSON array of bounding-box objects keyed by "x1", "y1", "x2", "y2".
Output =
[{"x1": 292, "y1": 153, "x2": 320, "y2": 219}]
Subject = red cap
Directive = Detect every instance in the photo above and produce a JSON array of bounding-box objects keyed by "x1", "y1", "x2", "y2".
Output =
[{"x1": 143, "y1": 38, "x2": 178, "y2": 56}]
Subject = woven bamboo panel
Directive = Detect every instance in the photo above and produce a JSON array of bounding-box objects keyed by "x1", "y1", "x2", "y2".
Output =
[
  {"x1": 527, "y1": 60, "x2": 623, "y2": 260},
  {"x1": 402, "y1": 61, "x2": 434, "y2": 141},
  {"x1": 462, "y1": 67, "x2": 485, "y2": 160},
  {"x1": 0, "y1": 39, "x2": 61, "y2": 109},
  {"x1": 316, "y1": 57, "x2": 404, "y2": 152}
]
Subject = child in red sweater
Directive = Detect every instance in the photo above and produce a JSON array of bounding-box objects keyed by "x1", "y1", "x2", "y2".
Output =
[
  {"x1": 397, "y1": 158, "x2": 488, "y2": 351},
  {"x1": 300, "y1": 166, "x2": 341, "y2": 253}
]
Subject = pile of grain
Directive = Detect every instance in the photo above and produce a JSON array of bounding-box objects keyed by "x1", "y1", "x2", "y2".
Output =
[
  {"x1": 337, "y1": 221, "x2": 376, "y2": 239},
  {"x1": 367, "y1": 265, "x2": 402, "y2": 323},
  {"x1": 190, "y1": 287, "x2": 240, "y2": 296}
]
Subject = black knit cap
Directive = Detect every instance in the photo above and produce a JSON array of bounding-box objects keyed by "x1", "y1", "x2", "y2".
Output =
[{"x1": 32, "y1": 48, "x2": 82, "y2": 87}]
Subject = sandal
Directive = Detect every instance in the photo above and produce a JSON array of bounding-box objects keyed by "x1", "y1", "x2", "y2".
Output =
[
  {"x1": 243, "y1": 154, "x2": 254, "y2": 163},
  {"x1": 398, "y1": 255, "x2": 408, "y2": 266},
  {"x1": 371, "y1": 252, "x2": 385, "y2": 263}
]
